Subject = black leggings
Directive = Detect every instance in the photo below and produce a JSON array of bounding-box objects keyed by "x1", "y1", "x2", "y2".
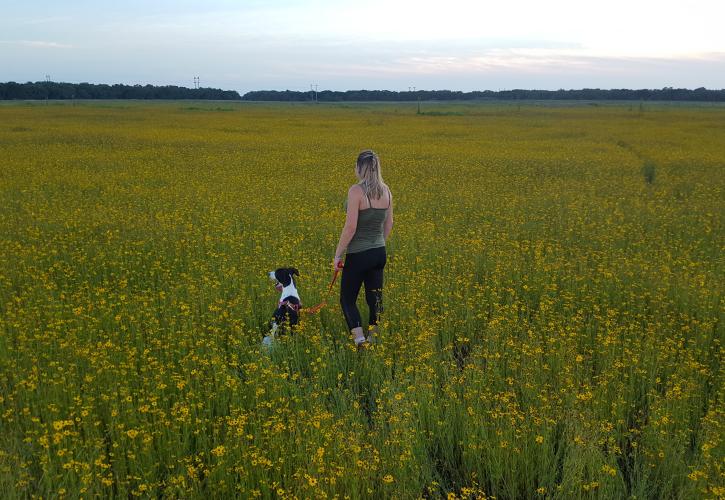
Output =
[{"x1": 340, "y1": 246, "x2": 386, "y2": 331}]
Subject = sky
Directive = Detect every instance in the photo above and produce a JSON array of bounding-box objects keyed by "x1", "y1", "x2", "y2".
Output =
[{"x1": 1, "y1": 0, "x2": 724, "y2": 93}]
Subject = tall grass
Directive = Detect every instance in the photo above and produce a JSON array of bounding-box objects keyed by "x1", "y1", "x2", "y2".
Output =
[
  {"x1": 0, "y1": 102, "x2": 723, "y2": 498},
  {"x1": 642, "y1": 162, "x2": 656, "y2": 184}
]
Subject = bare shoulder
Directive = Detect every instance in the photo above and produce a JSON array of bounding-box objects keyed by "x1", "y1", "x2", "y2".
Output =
[
  {"x1": 384, "y1": 184, "x2": 392, "y2": 201},
  {"x1": 348, "y1": 184, "x2": 364, "y2": 198}
]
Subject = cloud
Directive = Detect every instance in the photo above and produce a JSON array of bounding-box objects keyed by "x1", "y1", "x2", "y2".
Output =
[
  {"x1": 0, "y1": 40, "x2": 74, "y2": 49},
  {"x1": 317, "y1": 47, "x2": 725, "y2": 78},
  {"x1": 17, "y1": 16, "x2": 74, "y2": 26},
  {"x1": 3, "y1": 2, "x2": 723, "y2": 91}
]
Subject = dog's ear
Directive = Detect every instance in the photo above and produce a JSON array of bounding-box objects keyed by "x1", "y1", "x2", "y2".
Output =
[
  {"x1": 274, "y1": 268, "x2": 288, "y2": 286},
  {"x1": 289, "y1": 267, "x2": 299, "y2": 277},
  {"x1": 275, "y1": 268, "x2": 292, "y2": 287}
]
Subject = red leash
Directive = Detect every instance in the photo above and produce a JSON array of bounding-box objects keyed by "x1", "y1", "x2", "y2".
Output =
[{"x1": 301, "y1": 262, "x2": 343, "y2": 314}]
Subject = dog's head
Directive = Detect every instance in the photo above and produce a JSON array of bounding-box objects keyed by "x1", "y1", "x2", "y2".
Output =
[{"x1": 269, "y1": 267, "x2": 299, "y2": 291}]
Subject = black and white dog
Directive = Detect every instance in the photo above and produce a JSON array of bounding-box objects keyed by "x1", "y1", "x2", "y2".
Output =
[{"x1": 263, "y1": 267, "x2": 301, "y2": 346}]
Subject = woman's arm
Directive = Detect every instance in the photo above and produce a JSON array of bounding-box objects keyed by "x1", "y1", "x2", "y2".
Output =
[
  {"x1": 334, "y1": 185, "x2": 362, "y2": 263},
  {"x1": 384, "y1": 190, "x2": 393, "y2": 241}
]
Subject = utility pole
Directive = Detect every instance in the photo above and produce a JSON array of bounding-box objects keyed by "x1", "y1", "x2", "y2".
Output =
[
  {"x1": 193, "y1": 76, "x2": 200, "y2": 89},
  {"x1": 45, "y1": 74, "x2": 51, "y2": 104},
  {"x1": 409, "y1": 86, "x2": 420, "y2": 113},
  {"x1": 310, "y1": 84, "x2": 318, "y2": 102}
]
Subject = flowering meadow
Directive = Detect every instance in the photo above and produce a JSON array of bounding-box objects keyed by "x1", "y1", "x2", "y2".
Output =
[{"x1": 0, "y1": 101, "x2": 723, "y2": 499}]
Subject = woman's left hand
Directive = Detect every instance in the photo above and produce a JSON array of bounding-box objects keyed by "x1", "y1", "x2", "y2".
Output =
[{"x1": 333, "y1": 256, "x2": 343, "y2": 271}]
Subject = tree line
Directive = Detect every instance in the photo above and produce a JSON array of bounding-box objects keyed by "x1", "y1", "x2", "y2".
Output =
[
  {"x1": 0, "y1": 82, "x2": 241, "y2": 100},
  {"x1": 243, "y1": 87, "x2": 725, "y2": 102},
  {"x1": 3, "y1": 82, "x2": 724, "y2": 102}
]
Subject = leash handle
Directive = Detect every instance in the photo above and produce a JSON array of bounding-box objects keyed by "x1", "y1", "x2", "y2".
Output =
[
  {"x1": 327, "y1": 263, "x2": 342, "y2": 293},
  {"x1": 302, "y1": 263, "x2": 343, "y2": 314}
]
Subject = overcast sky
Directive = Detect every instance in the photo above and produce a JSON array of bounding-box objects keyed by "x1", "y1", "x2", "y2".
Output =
[{"x1": 2, "y1": 0, "x2": 724, "y2": 93}]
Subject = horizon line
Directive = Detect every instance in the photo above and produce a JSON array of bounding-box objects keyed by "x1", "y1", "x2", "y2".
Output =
[{"x1": 2, "y1": 81, "x2": 725, "y2": 93}]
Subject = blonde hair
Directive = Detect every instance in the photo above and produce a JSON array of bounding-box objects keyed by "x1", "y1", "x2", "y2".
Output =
[{"x1": 356, "y1": 150, "x2": 386, "y2": 200}]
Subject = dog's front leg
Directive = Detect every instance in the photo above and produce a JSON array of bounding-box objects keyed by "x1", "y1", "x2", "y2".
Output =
[{"x1": 263, "y1": 321, "x2": 279, "y2": 348}]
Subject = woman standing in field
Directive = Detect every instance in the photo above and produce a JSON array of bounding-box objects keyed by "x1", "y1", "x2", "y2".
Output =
[{"x1": 334, "y1": 150, "x2": 394, "y2": 349}]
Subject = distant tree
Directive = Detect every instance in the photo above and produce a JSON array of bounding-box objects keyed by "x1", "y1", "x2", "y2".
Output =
[
  {"x1": 0, "y1": 81, "x2": 242, "y2": 100},
  {"x1": 4, "y1": 82, "x2": 723, "y2": 102}
]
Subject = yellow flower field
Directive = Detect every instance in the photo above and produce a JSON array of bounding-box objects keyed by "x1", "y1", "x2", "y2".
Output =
[{"x1": 0, "y1": 101, "x2": 723, "y2": 498}]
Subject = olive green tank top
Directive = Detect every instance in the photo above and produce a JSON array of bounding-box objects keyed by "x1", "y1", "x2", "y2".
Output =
[{"x1": 344, "y1": 188, "x2": 390, "y2": 254}]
